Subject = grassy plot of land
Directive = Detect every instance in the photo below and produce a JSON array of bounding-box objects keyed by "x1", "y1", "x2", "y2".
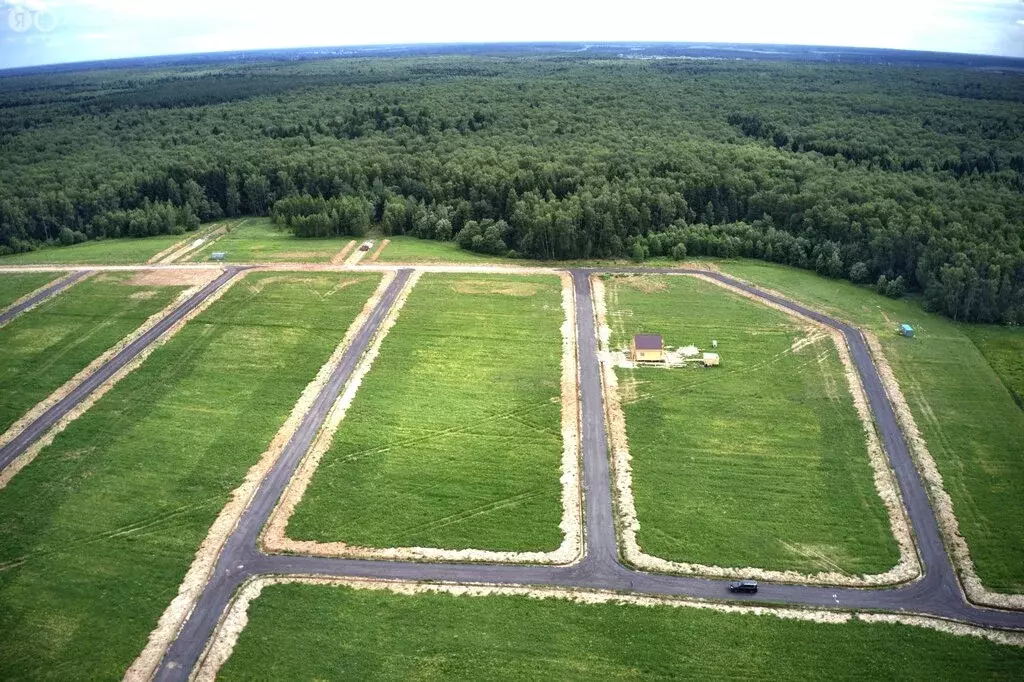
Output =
[
  {"x1": 0, "y1": 272, "x2": 381, "y2": 680},
  {"x1": 963, "y1": 326, "x2": 1024, "y2": 412},
  {"x1": 219, "y1": 584, "x2": 1024, "y2": 681},
  {"x1": 721, "y1": 261, "x2": 1024, "y2": 593},
  {"x1": 0, "y1": 272, "x2": 65, "y2": 310},
  {"x1": 375, "y1": 235, "x2": 519, "y2": 264},
  {"x1": 288, "y1": 274, "x2": 565, "y2": 552},
  {"x1": 0, "y1": 272, "x2": 188, "y2": 434},
  {"x1": 0, "y1": 234, "x2": 187, "y2": 265},
  {"x1": 185, "y1": 218, "x2": 353, "y2": 263},
  {"x1": 607, "y1": 275, "x2": 898, "y2": 575},
  {"x1": 374, "y1": 236, "x2": 687, "y2": 267}
]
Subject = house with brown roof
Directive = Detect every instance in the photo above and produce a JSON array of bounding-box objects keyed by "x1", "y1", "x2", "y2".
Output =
[{"x1": 630, "y1": 334, "x2": 664, "y2": 363}]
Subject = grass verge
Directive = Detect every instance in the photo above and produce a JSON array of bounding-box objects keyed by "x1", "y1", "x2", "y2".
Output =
[
  {"x1": 0, "y1": 272, "x2": 380, "y2": 680},
  {"x1": 0, "y1": 272, "x2": 187, "y2": 435},
  {"x1": 286, "y1": 274, "x2": 566, "y2": 552},
  {"x1": 605, "y1": 274, "x2": 899, "y2": 575},
  {"x1": 217, "y1": 583, "x2": 1024, "y2": 680},
  {"x1": 720, "y1": 261, "x2": 1024, "y2": 593}
]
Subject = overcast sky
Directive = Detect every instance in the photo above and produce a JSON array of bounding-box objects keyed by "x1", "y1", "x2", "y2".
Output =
[{"x1": 2, "y1": 0, "x2": 1023, "y2": 69}]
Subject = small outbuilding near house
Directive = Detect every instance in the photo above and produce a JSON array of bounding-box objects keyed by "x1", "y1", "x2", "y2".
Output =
[{"x1": 631, "y1": 334, "x2": 665, "y2": 363}]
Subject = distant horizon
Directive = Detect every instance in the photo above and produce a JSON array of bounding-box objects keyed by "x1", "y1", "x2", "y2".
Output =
[
  {"x1": 2, "y1": 0, "x2": 1022, "y2": 70},
  {"x1": 4, "y1": 40, "x2": 1024, "y2": 74}
]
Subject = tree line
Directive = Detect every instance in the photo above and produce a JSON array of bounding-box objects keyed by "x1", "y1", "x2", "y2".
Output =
[{"x1": 0, "y1": 56, "x2": 1022, "y2": 323}]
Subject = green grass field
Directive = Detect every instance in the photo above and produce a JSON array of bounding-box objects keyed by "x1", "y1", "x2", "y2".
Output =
[
  {"x1": 376, "y1": 236, "x2": 519, "y2": 264},
  {"x1": 963, "y1": 326, "x2": 1024, "y2": 411},
  {"x1": 375, "y1": 235, "x2": 690, "y2": 267},
  {"x1": 0, "y1": 272, "x2": 65, "y2": 310},
  {"x1": 0, "y1": 272, "x2": 381, "y2": 680},
  {"x1": 0, "y1": 234, "x2": 187, "y2": 265},
  {"x1": 219, "y1": 584, "x2": 1024, "y2": 680},
  {"x1": 0, "y1": 272, "x2": 187, "y2": 435},
  {"x1": 185, "y1": 218, "x2": 353, "y2": 263},
  {"x1": 606, "y1": 275, "x2": 898, "y2": 575},
  {"x1": 721, "y1": 261, "x2": 1024, "y2": 593},
  {"x1": 288, "y1": 274, "x2": 566, "y2": 552}
]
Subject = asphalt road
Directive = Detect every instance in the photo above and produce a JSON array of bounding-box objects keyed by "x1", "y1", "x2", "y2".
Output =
[
  {"x1": 0, "y1": 270, "x2": 90, "y2": 327},
  {"x1": 0, "y1": 267, "x2": 242, "y2": 473},
  {"x1": 5, "y1": 264, "x2": 1021, "y2": 680}
]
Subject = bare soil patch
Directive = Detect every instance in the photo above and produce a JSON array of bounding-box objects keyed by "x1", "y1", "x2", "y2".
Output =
[
  {"x1": 244, "y1": 275, "x2": 366, "y2": 297},
  {"x1": 344, "y1": 243, "x2": 369, "y2": 266},
  {"x1": 329, "y1": 240, "x2": 357, "y2": 265},
  {"x1": 157, "y1": 224, "x2": 231, "y2": 264},
  {"x1": 268, "y1": 251, "x2": 325, "y2": 261},
  {"x1": 620, "y1": 275, "x2": 668, "y2": 293},
  {"x1": 364, "y1": 239, "x2": 391, "y2": 264},
  {"x1": 451, "y1": 279, "x2": 541, "y2": 297},
  {"x1": 125, "y1": 269, "x2": 220, "y2": 287},
  {"x1": 790, "y1": 329, "x2": 829, "y2": 353},
  {"x1": 146, "y1": 235, "x2": 196, "y2": 265}
]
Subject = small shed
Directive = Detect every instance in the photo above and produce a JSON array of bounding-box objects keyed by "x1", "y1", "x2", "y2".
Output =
[
  {"x1": 631, "y1": 334, "x2": 665, "y2": 363},
  {"x1": 210, "y1": 252, "x2": 227, "y2": 262},
  {"x1": 899, "y1": 324, "x2": 915, "y2": 338},
  {"x1": 702, "y1": 352, "x2": 720, "y2": 367}
]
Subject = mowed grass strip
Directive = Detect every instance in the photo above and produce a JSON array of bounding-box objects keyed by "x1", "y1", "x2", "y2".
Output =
[
  {"x1": 607, "y1": 275, "x2": 898, "y2": 575},
  {"x1": 0, "y1": 234, "x2": 187, "y2": 265},
  {"x1": 0, "y1": 272, "x2": 188, "y2": 434},
  {"x1": 721, "y1": 261, "x2": 1024, "y2": 593},
  {"x1": 185, "y1": 218, "x2": 353, "y2": 263},
  {"x1": 0, "y1": 272, "x2": 381, "y2": 680},
  {"x1": 219, "y1": 584, "x2": 1024, "y2": 681},
  {"x1": 0, "y1": 272, "x2": 66, "y2": 310},
  {"x1": 288, "y1": 274, "x2": 565, "y2": 552}
]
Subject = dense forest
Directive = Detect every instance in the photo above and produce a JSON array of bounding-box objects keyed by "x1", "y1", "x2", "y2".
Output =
[{"x1": 1, "y1": 55, "x2": 1023, "y2": 322}]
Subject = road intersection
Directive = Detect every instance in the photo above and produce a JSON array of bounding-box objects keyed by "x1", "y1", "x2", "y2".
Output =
[{"x1": 1, "y1": 263, "x2": 1021, "y2": 680}]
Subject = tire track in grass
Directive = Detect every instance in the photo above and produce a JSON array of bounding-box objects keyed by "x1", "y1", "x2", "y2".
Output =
[{"x1": 392, "y1": 489, "x2": 547, "y2": 537}]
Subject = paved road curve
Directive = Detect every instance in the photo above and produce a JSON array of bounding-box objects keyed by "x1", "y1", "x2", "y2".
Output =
[
  {"x1": 0, "y1": 267, "x2": 243, "y2": 473},
  {"x1": 106, "y1": 267, "x2": 1024, "y2": 679},
  {"x1": 0, "y1": 270, "x2": 90, "y2": 327}
]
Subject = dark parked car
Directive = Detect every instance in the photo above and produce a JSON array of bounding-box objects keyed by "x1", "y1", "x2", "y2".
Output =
[{"x1": 728, "y1": 580, "x2": 758, "y2": 594}]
